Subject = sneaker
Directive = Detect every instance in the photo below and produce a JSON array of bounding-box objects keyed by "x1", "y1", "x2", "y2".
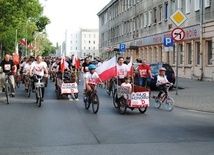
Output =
[
  {"x1": 11, "y1": 94, "x2": 15, "y2": 97},
  {"x1": 2, "y1": 88, "x2": 5, "y2": 92}
]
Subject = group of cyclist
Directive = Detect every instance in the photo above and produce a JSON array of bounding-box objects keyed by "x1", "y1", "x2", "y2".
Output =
[{"x1": 0, "y1": 52, "x2": 172, "y2": 103}]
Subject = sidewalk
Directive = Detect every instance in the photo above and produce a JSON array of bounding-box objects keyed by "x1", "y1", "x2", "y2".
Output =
[{"x1": 168, "y1": 78, "x2": 214, "y2": 113}]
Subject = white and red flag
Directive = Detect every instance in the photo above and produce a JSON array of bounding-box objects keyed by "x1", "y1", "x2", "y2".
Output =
[
  {"x1": 13, "y1": 43, "x2": 19, "y2": 65},
  {"x1": 72, "y1": 56, "x2": 81, "y2": 69},
  {"x1": 96, "y1": 56, "x2": 117, "y2": 81},
  {"x1": 127, "y1": 57, "x2": 134, "y2": 76},
  {"x1": 20, "y1": 38, "x2": 26, "y2": 46},
  {"x1": 60, "y1": 56, "x2": 66, "y2": 73}
]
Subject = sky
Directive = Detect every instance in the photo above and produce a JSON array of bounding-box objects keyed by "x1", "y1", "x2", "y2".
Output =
[{"x1": 40, "y1": 0, "x2": 111, "y2": 45}]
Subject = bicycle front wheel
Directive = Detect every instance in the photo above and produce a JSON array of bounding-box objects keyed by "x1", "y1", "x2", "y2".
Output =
[
  {"x1": 112, "y1": 89, "x2": 118, "y2": 108},
  {"x1": 91, "y1": 93, "x2": 99, "y2": 114},
  {"x1": 37, "y1": 88, "x2": 42, "y2": 107},
  {"x1": 164, "y1": 97, "x2": 174, "y2": 111},
  {"x1": 154, "y1": 98, "x2": 161, "y2": 109},
  {"x1": 84, "y1": 96, "x2": 90, "y2": 109},
  {"x1": 5, "y1": 85, "x2": 9, "y2": 104},
  {"x1": 28, "y1": 81, "x2": 32, "y2": 98}
]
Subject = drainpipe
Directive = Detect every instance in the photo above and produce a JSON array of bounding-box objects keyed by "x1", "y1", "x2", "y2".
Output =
[{"x1": 199, "y1": 0, "x2": 204, "y2": 81}]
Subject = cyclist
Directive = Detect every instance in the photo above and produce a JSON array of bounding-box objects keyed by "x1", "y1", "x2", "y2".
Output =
[
  {"x1": 29, "y1": 55, "x2": 48, "y2": 101},
  {"x1": 137, "y1": 59, "x2": 153, "y2": 87},
  {"x1": 23, "y1": 58, "x2": 33, "y2": 92},
  {"x1": 0, "y1": 53, "x2": 17, "y2": 97},
  {"x1": 156, "y1": 67, "x2": 172, "y2": 98},
  {"x1": 84, "y1": 64, "x2": 102, "y2": 96}
]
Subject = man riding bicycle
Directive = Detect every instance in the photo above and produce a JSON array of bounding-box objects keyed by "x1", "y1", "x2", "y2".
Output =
[
  {"x1": 0, "y1": 53, "x2": 17, "y2": 97},
  {"x1": 29, "y1": 55, "x2": 48, "y2": 101}
]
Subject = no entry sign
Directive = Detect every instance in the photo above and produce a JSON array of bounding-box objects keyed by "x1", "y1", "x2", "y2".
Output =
[{"x1": 171, "y1": 28, "x2": 185, "y2": 42}]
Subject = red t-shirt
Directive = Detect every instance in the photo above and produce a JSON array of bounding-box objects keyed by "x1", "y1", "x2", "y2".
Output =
[{"x1": 138, "y1": 65, "x2": 151, "y2": 78}]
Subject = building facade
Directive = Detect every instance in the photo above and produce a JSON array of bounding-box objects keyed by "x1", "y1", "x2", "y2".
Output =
[{"x1": 97, "y1": 0, "x2": 214, "y2": 81}]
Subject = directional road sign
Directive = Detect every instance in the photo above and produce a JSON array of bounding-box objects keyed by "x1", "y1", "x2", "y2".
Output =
[
  {"x1": 171, "y1": 28, "x2": 185, "y2": 42},
  {"x1": 170, "y1": 9, "x2": 187, "y2": 27},
  {"x1": 119, "y1": 44, "x2": 126, "y2": 52}
]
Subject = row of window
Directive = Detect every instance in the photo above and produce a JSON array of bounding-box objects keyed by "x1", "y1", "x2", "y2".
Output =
[
  {"x1": 70, "y1": 47, "x2": 97, "y2": 50},
  {"x1": 140, "y1": 40, "x2": 213, "y2": 66}
]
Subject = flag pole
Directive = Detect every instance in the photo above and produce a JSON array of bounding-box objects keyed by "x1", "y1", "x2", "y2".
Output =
[{"x1": 15, "y1": 29, "x2": 17, "y2": 51}]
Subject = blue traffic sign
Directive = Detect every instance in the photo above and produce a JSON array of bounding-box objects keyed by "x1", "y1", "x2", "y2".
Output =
[
  {"x1": 119, "y1": 44, "x2": 126, "y2": 52},
  {"x1": 164, "y1": 37, "x2": 174, "y2": 47}
]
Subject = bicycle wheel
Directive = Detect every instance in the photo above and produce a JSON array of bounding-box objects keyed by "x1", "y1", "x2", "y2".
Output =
[
  {"x1": 91, "y1": 93, "x2": 99, "y2": 114},
  {"x1": 164, "y1": 97, "x2": 174, "y2": 111},
  {"x1": 37, "y1": 87, "x2": 42, "y2": 107},
  {"x1": 154, "y1": 97, "x2": 161, "y2": 109},
  {"x1": 112, "y1": 89, "x2": 118, "y2": 108},
  {"x1": 5, "y1": 84, "x2": 9, "y2": 104},
  {"x1": 84, "y1": 96, "x2": 90, "y2": 109},
  {"x1": 139, "y1": 107, "x2": 147, "y2": 113},
  {"x1": 74, "y1": 93, "x2": 78, "y2": 99},
  {"x1": 118, "y1": 96, "x2": 127, "y2": 114},
  {"x1": 28, "y1": 81, "x2": 32, "y2": 98}
]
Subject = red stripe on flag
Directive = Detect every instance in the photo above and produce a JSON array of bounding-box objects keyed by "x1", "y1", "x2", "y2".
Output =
[{"x1": 98, "y1": 66, "x2": 116, "y2": 81}]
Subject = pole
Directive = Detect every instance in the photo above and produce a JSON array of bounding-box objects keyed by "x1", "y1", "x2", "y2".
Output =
[
  {"x1": 175, "y1": 42, "x2": 178, "y2": 95},
  {"x1": 199, "y1": 0, "x2": 204, "y2": 81}
]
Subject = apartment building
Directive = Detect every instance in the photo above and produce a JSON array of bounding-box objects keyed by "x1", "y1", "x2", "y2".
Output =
[{"x1": 97, "y1": 0, "x2": 214, "y2": 81}]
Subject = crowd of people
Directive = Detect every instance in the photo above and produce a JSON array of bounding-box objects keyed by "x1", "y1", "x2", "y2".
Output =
[{"x1": 0, "y1": 53, "x2": 172, "y2": 102}]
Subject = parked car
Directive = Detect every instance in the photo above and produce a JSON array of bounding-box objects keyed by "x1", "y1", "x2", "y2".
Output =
[{"x1": 133, "y1": 62, "x2": 175, "y2": 89}]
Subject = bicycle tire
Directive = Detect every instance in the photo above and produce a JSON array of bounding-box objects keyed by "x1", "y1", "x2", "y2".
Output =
[
  {"x1": 84, "y1": 96, "x2": 90, "y2": 109},
  {"x1": 5, "y1": 84, "x2": 9, "y2": 104},
  {"x1": 37, "y1": 87, "x2": 42, "y2": 107},
  {"x1": 28, "y1": 81, "x2": 32, "y2": 98},
  {"x1": 164, "y1": 97, "x2": 174, "y2": 111},
  {"x1": 138, "y1": 107, "x2": 147, "y2": 113},
  {"x1": 56, "y1": 85, "x2": 61, "y2": 99},
  {"x1": 112, "y1": 89, "x2": 118, "y2": 108},
  {"x1": 154, "y1": 98, "x2": 161, "y2": 109},
  {"x1": 118, "y1": 96, "x2": 127, "y2": 114},
  {"x1": 91, "y1": 93, "x2": 99, "y2": 114},
  {"x1": 74, "y1": 93, "x2": 78, "y2": 99}
]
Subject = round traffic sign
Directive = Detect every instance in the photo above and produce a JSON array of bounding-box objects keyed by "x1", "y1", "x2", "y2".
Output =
[{"x1": 171, "y1": 28, "x2": 185, "y2": 42}]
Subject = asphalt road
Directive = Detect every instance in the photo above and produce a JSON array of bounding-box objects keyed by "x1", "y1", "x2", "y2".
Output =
[{"x1": 0, "y1": 80, "x2": 214, "y2": 155}]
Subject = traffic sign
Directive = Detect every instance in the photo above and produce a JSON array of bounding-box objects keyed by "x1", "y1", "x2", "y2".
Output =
[
  {"x1": 119, "y1": 44, "x2": 126, "y2": 52},
  {"x1": 170, "y1": 9, "x2": 187, "y2": 27},
  {"x1": 164, "y1": 37, "x2": 173, "y2": 47},
  {"x1": 171, "y1": 28, "x2": 185, "y2": 42}
]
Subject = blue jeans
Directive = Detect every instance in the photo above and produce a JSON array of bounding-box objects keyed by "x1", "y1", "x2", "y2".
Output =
[{"x1": 138, "y1": 77, "x2": 147, "y2": 87}]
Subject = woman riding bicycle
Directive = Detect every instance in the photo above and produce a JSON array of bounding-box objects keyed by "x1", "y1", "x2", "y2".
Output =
[{"x1": 156, "y1": 67, "x2": 172, "y2": 98}]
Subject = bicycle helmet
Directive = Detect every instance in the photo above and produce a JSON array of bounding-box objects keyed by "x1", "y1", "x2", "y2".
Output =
[
  {"x1": 159, "y1": 67, "x2": 166, "y2": 71},
  {"x1": 88, "y1": 64, "x2": 96, "y2": 70}
]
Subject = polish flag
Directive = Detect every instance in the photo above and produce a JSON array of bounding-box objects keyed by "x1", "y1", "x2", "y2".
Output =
[
  {"x1": 60, "y1": 56, "x2": 66, "y2": 73},
  {"x1": 13, "y1": 43, "x2": 19, "y2": 65},
  {"x1": 72, "y1": 56, "x2": 81, "y2": 69},
  {"x1": 127, "y1": 57, "x2": 134, "y2": 76},
  {"x1": 20, "y1": 38, "x2": 26, "y2": 46},
  {"x1": 96, "y1": 56, "x2": 117, "y2": 81}
]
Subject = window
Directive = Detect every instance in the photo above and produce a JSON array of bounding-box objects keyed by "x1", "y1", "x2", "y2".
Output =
[
  {"x1": 186, "y1": 43, "x2": 192, "y2": 65},
  {"x1": 89, "y1": 47, "x2": 90, "y2": 50},
  {"x1": 148, "y1": 10, "x2": 152, "y2": 26},
  {"x1": 195, "y1": 42, "x2": 200, "y2": 65},
  {"x1": 194, "y1": 0, "x2": 200, "y2": 11},
  {"x1": 84, "y1": 47, "x2": 86, "y2": 50},
  {"x1": 171, "y1": 0, "x2": 176, "y2": 13},
  {"x1": 178, "y1": 0, "x2": 183, "y2": 10},
  {"x1": 207, "y1": 40, "x2": 212, "y2": 65},
  {"x1": 76, "y1": 47, "x2": 77, "y2": 50},
  {"x1": 159, "y1": 5, "x2": 162, "y2": 22},
  {"x1": 153, "y1": 8, "x2": 157, "y2": 24},
  {"x1": 205, "y1": 0, "x2": 211, "y2": 8},
  {"x1": 179, "y1": 44, "x2": 183, "y2": 64},
  {"x1": 89, "y1": 34, "x2": 91, "y2": 38},
  {"x1": 89, "y1": 41, "x2": 91, "y2": 44},
  {"x1": 144, "y1": 12, "x2": 147, "y2": 27},
  {"x1": 93, "y1": 47, "x2": 96, "y2": 50},
  {"x1": 93, "y1": 41, "x2": 95, "y2": 44},
  {"x1": 164, "y1": 2, "x2": 168, "y2": 20},
  {"x1": 94, "y1": 34, "x2": 96, "y2": 38},
  {"x1": 185, "y1": 0, "x2": 191, "y2": 14}
]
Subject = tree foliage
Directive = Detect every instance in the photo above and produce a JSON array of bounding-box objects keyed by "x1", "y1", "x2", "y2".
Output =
[{"x1": 0, "y1": 0, "x2": 53, "y2": 56}]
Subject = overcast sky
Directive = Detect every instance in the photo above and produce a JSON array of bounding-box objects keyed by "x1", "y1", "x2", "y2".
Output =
[{"x1": 40, "y1": 0, "x2": 111, "y2": 45}]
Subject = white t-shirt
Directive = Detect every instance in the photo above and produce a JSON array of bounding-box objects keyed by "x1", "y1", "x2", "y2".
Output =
[
  {"x1": 23, "y1": 63, "x2": 31, "y2": 75},
  {"x1": 156, "y1": 75, "x2": 169, "y2": 86},
  {"x1": 117, "y1": 64, "x2": 129, "y2": 79},
  {"x1": 121, "y1": 82, "x2": 132, "y2": 92},
  {"x1": 85, "y1": 72, "x2": 99, "y2": 84},
  {"x1": 31, "y1": 61, "x2": 47, "y2": 76},
  {"x1": 20, "y1": 61, "x2": 27, "y2": 68}
]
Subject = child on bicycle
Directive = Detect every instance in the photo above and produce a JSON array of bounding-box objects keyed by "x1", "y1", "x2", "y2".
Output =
[
  {"x1": 84, "y1": 64, "x2": 102, "y2": 96},
  {"x1": 121, "y1": 75, "x2": 132, "y2": 93},
  {"x1": 156, "y1": 67, "x2": 172, "y2": 98}
]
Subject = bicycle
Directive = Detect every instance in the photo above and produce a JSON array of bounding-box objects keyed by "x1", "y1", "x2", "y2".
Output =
[
  {"x1": 34, "y1": 75, "x2": 44, "y2": 107},
  {"x1": 83, "y1": 84, "x2": 100, "y2": 114},
  {"x1": 4, "y1": 72, "x2": 12, "y2": 104},
  {"x1": 107, "y1": 78, "x2": 116, "y2": 96},
  {"x1": 28, "y1": 77, "x2": 33, "y2": 98},
  {"x1": 153, "y1": 83, "x2": 174, "y2": 111}
]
